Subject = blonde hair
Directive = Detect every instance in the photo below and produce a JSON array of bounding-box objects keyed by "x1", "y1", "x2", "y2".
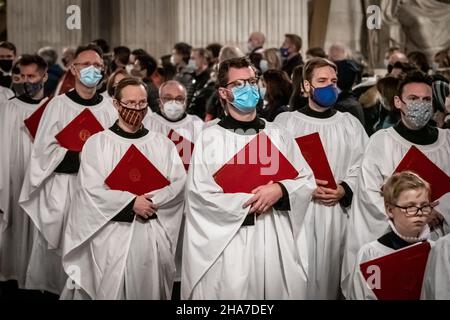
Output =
[
  {"x1": 383, "y1": 171, "x2": 431, "y2": 205},
  {"x1": 264, "y1": 48, "x2": 282, "y2": 70}
]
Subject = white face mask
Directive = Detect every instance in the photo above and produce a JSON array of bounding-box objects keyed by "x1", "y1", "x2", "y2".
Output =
[
  {"x1": 187, "y1": 59, "x2": 197, "y2": 70},
  {"x1": 125, "y1": 64, "x2": 134, "y2": 75},
  {"x1": 260, "y1": 59, "x2": 269, "y2": 73},
  {"x1": 162, "y1": 100, "x2": 185, "y2": 121}
]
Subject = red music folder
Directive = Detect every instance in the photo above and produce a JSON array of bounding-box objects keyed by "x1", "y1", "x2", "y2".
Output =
[
  {"x1": 295, "y1": 132, "x2": 337, "y2": 190},
  {"x1": 105, "y1": 144, "x2": 170, "y2": 196},
  {"x1": 55, "y1": 108, "x2": 104, "y2": 152},
  {"x1": 360, "y1": 241, "x2": 431, "y2": 300},
  {"x1": 213, "y1": 132, "x2": 299, "y2": 194},
  {"x1": 168, "y1": 129, "x2": 195, "y2": 171},
  {"x1": 394, "y1": 146, "x2": 450, "y2": 201},
  {"x1": 23, "y1": 98, "x2": 52, "y2": 139}
]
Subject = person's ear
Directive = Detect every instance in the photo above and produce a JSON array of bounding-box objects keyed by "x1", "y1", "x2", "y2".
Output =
[
  {"x1": 42, "y1": 72, "x2": 49, "y2": 84},
  {"x1": 218, "y1": 87, "x2": 231, "y2": 102},
  {"x1": 112, "y1": 99, "x2": 120, "y2": 112},
  {"x1": 303, "y1": 80, "x2": 311, "y2": 95},
  {"x1": 70, "y1": 64, "x2": 78, "y2": 77},
  {"x1": 393, "y1": 95, "x2": 403, "y2": 111},
  {"x1": 386, "y1": 204, "x2": 395, "y2": 219}
]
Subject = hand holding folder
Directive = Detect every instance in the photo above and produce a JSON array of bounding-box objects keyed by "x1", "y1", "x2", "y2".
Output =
[
  {"x1": 295, "y1": 132, "x2": 337, "y2": 190},
  {"x1": 23, "y1": 98, "x2": 52, "y2": 139},
  {"x1": 394, "y1": 146, "x2": 450, "y2": 201},
  {"x1": 55, "y1": 108, "x2": 104, "y2": 152},
  {"x1": 360, "y1": 241, "x2": 431, "y2": 300},
  {"x1": 105, "y1": 144, "x2": 170, "y2": 196},
  {"x1": 213, "y1": 132, "x2": 298, "y2": 194}
]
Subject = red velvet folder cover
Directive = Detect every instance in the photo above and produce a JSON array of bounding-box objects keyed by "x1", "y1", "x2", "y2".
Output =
[
  {"x1": 105, "y1": 144, "x2": 170, "y2": 195},
  {"x1": 360, "y1": 241, "x2": 431, "y2": 300},
  {"x1": 55, "y1": 108, "x2": 104, "y2": 152},
  {"x1": 213, "y1": 132, "x2": 299, "y2": 194},
  {"x1": 168, "y1": 129, "x2": 195, "y2": 171},
  {"x1": 394, "y1": 146, "x2": 450, "y2": 201},
  {"x1": 295, "y1": 132, "x2": 337, "y2": 190},
  {"x1": 24, "y1": 98, "x2": 52, "y2": 139}
]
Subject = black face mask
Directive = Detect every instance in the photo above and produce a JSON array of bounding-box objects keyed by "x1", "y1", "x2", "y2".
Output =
[
  {"x1": 387, "y1": 64, "x2": 394, "y2": 74},
  {"x1": 12, "y1": 82, "x2": 25, "y2": 96},
  {"x1": 0, "y1": 59, "x2": 13, "y2": 73},
  {"x1": 23, "y1": 81, "x2": 44, "y2": 98}
]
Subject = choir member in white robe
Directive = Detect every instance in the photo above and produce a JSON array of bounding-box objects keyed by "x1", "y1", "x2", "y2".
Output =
[
  {"x1": 348, "y1": 172, "x2": 433, "y2": 300},
  {"x1": 275, "y1": 58, "x2": 369, "y2": 300},
  {"x1": 0, "y1": 85, "x2": 13, "y2": 102},
  {"x1": 181, "y1": 57, "x2": 316, "y2": 300},
  {"x1": 61, "y1": 78, "x2": 186, "y2": 299},
  {"x1": 421, "y1": 233, "x2": 450, "y2": 300},
  {"x1": 342, "y1": 71, "x2": 450, "y2": 298},
  {"x1": 143, "y1": 80, "x2": 203, "y2": 292},
  {"x1": 18, "y1": 45, "x2": 116, "y2": 295},
  {"x1": 0, "y1": 55, "x2": 50, "y2": 288}
]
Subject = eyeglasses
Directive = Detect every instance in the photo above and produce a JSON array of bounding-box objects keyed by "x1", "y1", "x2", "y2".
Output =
[
  {"x1": 393, "y1": 204, "x2": 434, "y2": 217},
  {"x1": 74, "y1": 62, "x2": 104, "y2": 70},
  {"x1": 225, "y1": 77, "x2": 259, "y2": 89},
  {"x1": 161, "y1": 96, "x2": 186, "y2": 104},
  {"x1": 117, "y1": 100, "x2": 148, "y2": 109}
]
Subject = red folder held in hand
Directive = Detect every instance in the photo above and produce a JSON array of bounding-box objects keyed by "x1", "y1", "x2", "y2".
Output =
[
  {"x1": 55, "y1": 108, "x2": 104, "y2": 152},
  {"x1": 394, "y1": 146, "x2": 450, "y2": 201},
  {"x1": 168, "y1": 129, "x2": 194, "y2": 171},
  {"x1": 360, "y1": 241, "x2": 431, "y2": 300},
  {"x1": 24, "y1": 98, "x2": 52, "y2": 139},
  {"x1": 295, "y1": 132, "x2": 337, "y2": 190},
  {"x1": 213, "y1": 132, "x2": 299, "y2": 194},
  {"x1": 105, "y1": 144, "x2": 170, "y2": 195}
]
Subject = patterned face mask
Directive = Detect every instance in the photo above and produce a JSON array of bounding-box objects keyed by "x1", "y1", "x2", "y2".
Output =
[
  {"x1": 119, "y1": 105, "x2": 148, "y2": 127},
  {"x1": 402, "y1": 100, "x2": 433, "y2": 130}
]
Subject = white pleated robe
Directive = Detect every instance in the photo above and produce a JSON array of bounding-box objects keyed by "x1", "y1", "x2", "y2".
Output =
[
  {"x1": 421, "y1": 234, "x2": 450, "y2": 300},
  {"x1": 144, "y1": 112, "x2": 204, "y2": 282},
  {"x1": 0, "y1": 86, "x2": 14, "y2": 102},
  {"x1": 0, "y1": 97, "x2": 49, "y2": 287},
  {"x1": 18, "y1": 93, "x2": 116, "y2": 294},
  {"x1": 61, "y1": 129, "x2": 186, "y2": 300},
  {"x1": 275, "y1": 111, "x2": 369, "y2": 300},
  {"x1": 341, "y1": 127, "x2": 450, "y2": 298},
  {"x1": 181, "y1": 121, "x2": 316, "y2": 300}
]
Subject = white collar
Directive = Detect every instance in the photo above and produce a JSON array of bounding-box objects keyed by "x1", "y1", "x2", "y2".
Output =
[{"x1": 388, "y1": 220, "x2": 430, "y2": 243}]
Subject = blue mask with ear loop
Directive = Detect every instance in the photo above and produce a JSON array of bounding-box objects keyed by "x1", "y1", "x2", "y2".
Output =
[
  {"x1": 230, "y1": 84, "x2": 260, "y2": 113},
  {"x1": 311, "y1": 84, "x2": 339, "y2": 108}
]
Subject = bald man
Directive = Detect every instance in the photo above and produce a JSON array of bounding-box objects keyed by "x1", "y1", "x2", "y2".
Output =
[
  {"x1": 143, "y1": 80, "x2": 203, "y2": 298},
  {"x1": 247, "y1": 32, "x2": 266, "y2": 55}
]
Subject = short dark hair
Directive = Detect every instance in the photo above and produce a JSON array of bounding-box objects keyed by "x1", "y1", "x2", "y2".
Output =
[
  {"x1": 407, "y1": 51, "x2": 430, "y2": 74},
  {"x1": 131, "y1": 49, "x2": 148, "y2": 58},
  {"x1": 0, "y1": 41, "x2": 17, "y2": 55},
  {"x1": 217, "y1": 57, "x2": 255, "y2": 88},
  {"x1": 18, "y1": 54, "x2": 48, "y2": 73},
  {"x1": 113, "y1": 77, "x2": 147, "y2": 101},
  {"x1": 306, "y1": 47, "x2": 327, "y2": 58},
  {"x1": 113, "y1": 46, "x2": 131, "y2": 65},
  {"x1": 137, "y1": 54, "x2": 158, "y2": 77},
  {"x1": 174, "y1": 42, "x2": 192, "y2": 64},
  {"x1": 75, "y1": 44, "x2": 103, "y2": 59},
  {"x1": 206, "y1": 43, "x2": 222, "y2": 59},
  {"x1": 397, "y1": 70, "x2": 433, "y2": 97},
  {"x1": 91, "y1": 39, "x2": 110, "y2": 54},
  {"x1": 302, "y1": 58, "x2": 337, "y2": 86},
  {"x1": 285, "y1": 34, "x2": 302, "y2": 52}
]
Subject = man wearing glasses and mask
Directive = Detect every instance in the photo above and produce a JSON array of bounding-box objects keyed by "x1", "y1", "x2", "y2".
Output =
[
  {"x1": 182, "y1": 57, "x2": 315, "y2": 300},
  {"x1": 61, "y1": 78, "x2": 186, "y2": 299},
  {"x1": 342, "y1": 71, "x2": 450, "y2": 299},
  {"x1": 19, "y1": 44, "x2": 116, "y2": 295}
]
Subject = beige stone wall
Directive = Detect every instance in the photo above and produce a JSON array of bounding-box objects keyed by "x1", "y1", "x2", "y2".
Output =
[{"x1": 7, "y1": 0, "x2": 308, "y2": 59}]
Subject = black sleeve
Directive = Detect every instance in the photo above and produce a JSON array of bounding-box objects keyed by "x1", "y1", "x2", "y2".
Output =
[
  {"x1": 54, "y1": 151, "x2": 81, "y2": 174},
  {"x1": 111, "y1": 198, "x2": 136, "y2": 223},
  {"x1": 273, "y1": 182, "x2": 291, "y2": 211},
  {"x1": 339, "y1": 181, "x2": 353, "y2": 208}
]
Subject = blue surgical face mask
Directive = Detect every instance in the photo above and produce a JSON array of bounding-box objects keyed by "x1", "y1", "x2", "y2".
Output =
[
  {"x1": 230, "y1": 84, "x2": 260, "y2": 113},
  {"x1": 79, "y1": 65, "x2": 103, "y2": 88},
  {"x1": 311, "y1": 84, "x2": 339, "y2": 108}
]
